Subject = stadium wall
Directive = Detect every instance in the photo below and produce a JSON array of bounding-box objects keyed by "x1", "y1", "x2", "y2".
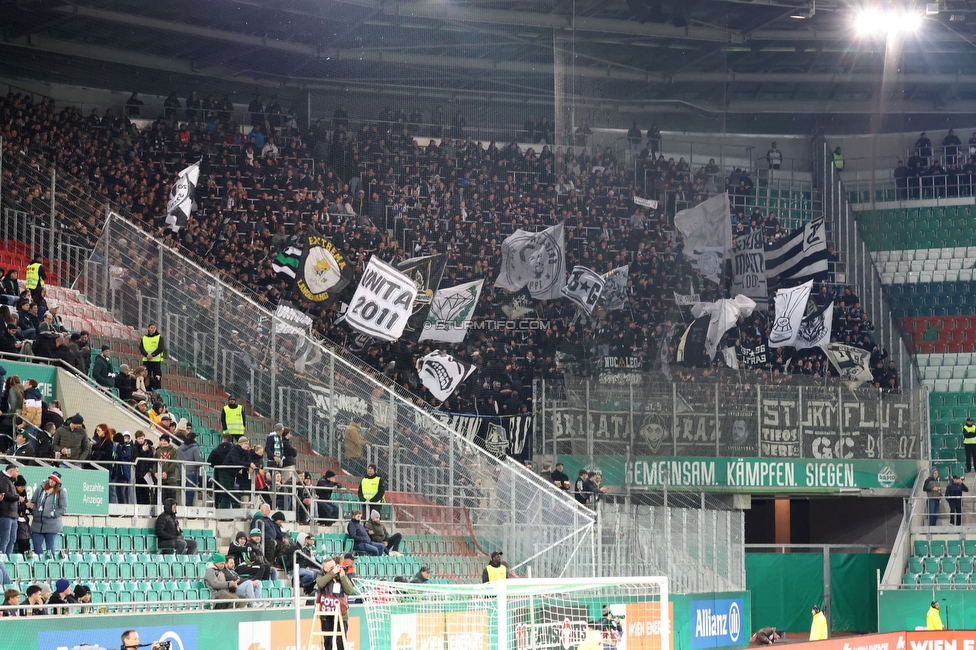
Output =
[{"x1": 4, "y1": 592, "x2": 752, "y2": 650}]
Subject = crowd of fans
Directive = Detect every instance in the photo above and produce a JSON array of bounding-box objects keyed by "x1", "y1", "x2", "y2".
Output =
[
  {"x1": 893, "y1": 130, "x2": 976, "y2": 199},
  {"x1": 0, "y1": 89, "x2": 897, "y2": 425}
]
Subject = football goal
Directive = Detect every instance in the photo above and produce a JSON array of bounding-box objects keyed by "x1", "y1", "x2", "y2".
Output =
[{"x1": 357, "y1": 576, "x2": 669, "y2": 650}]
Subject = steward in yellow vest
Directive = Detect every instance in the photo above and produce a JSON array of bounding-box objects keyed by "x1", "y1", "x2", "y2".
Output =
[
  {"x1": 140, "y1": 324, "x2": 166, "y2": 390},
  {"x1": 25, "y1": 255, "x2": 46, "y2": 303},
  {"x1": 482, "y1": 551, "x2": 508, "y2": 582},
  {"x1": 965, "y1": 417, "x2": 976, "y2": 473},
  {"x1": 221, "y1": 397, "x2": 246, "y2": 436},
  {"x1": 358, "y1": 464, "x2": 387, "y2": 517}
]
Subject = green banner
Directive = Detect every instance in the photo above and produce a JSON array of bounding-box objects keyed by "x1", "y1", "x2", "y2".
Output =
[
  {"x1": 561, "y1": 456, "x2": 918, "y2": 493},
  {"x1": 830, "y1": 553, "x2": 889, "y2": 632},
  {"x1": 878, "y1": 589, "x2": 976, "y2": 632},
  {"x1": 18, "y1": 467, "x2": 109, "y2": 515},
  {"x1": 746, "y1": 553, "x2": 823, "y2": 633},
  {"x1": 0, "y1": 359, "x2": 57, "y2": 401}
]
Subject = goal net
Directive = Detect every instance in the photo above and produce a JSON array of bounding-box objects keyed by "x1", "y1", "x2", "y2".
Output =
[{"x1": 357, "y1": 577, "x2": 669, "y2": 650}]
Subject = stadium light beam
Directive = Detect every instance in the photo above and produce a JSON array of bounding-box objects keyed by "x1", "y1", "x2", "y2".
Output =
[{"x1": 854, "y1": 7, "x2": 924, "y2": 36}]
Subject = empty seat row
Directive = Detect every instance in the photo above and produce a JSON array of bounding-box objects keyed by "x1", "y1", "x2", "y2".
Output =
[
  {"x1": 913, "y1": 539, "x2": 976, "y2": 558},
  {"x1": 874, "y1": 246, "x2": 976, "y2": 263}
]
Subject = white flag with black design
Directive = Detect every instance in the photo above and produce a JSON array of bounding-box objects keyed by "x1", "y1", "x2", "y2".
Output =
[
  {"x1": 769, "y1": 280, "x2": 813, "y2": 348},
  {"x1": 419, "y1": 279, "x2": 484, "y2": 343},
  {"x1": 599, "y1": 265, "x2": 629, "y2": 311},
  {"x1": 345, "y1": 256, "x2": 417, "y2": 341},
  {"x1": 794, "y1": 302, "x2": 833, "y2": 350},
  {"x1": 823, "y1": 342, "x2": 874, "y2": 387},
  {"x1": 690, "y1": 246, "x2": 726, "y2": 284},
  {"x1": 674, "y1": 291, "x2": 701, "y2": 306},
  {"x1": 417, "y1": 350, "x2": 476, "y2": 402},
  {"x1": 165, "y1": 161, "x2": 200, "y2": 233},
  {"x1": 690, "y1": 295, "x2": 756, "y2": 360},
  {"x1": 731, "y1": 228, "x2": 768, "y2": 310},
  {"x1": 633, "y1": 196, "x2": 659, "y2": 209},
  {"x1": 273, "y1": 301, "x2": 313, "y2": 336},
  {"x1": 560, "y1": 265, "x2": 606, "y2": 314},
  {"x1": 765, "y1": 215, "x2": 828, "y2": 283},
  {"x1": 495, "y1": 223, "x2": 566, "y2": 300}
]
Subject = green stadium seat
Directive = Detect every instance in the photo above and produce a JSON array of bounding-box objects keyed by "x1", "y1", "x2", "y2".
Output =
[
  {"x1": 965, "y1": 540, "x2": 976, "y2": 556},
  {"x1": 903, "y1": 573, "x2": 919, "y2": 587},
  {"x1": 932, "y1": 540, "x2": 948, "y2": 557},
  {"x1": 908, "y1": 557, "x2": 924, "y2": 573},
  {"x1": 936, "y1": 573, "x2": 953, "y2": 587},
  {"x1": 942, "y1": 557, "x2": 958, "y2": 573},
  {"x1": 914, "y1": 540, "x2": 929, "y2": 556},
  {"x1": 948, "y1": 540, "x2": 963, "y2": 557},
  {"x1": 959, "y1": 556, "x2": 974, "y2": 574}
]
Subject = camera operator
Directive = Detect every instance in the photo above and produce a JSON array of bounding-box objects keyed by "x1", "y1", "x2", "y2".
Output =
[{"x1": 120, "y1": 629, "x2": 167, "y2": 650}]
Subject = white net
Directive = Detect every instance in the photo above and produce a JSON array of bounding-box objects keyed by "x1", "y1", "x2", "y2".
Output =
[{"x1": 357, "y1": 577, "x2": 669, "y2": 650}]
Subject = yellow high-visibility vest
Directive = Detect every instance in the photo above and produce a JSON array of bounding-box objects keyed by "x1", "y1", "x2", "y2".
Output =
[
  {"x1": 360, "y1": 476, "x2": 381, "y2": 500},
  {"x1": 964, "y1": 424, "x2": 976, "y2": 444},
  {"x1": 485, "y1": 564, "x2": 507, "y2": 581},
  {"x1": 141, "y1": 334, "x2": 164, "y2": 362},
  {"x1": 223, "y1": 404, "x2": 245, "y2": 436},
  {"x1": 25, "y1": 263, "x2": 42, "y2": 290},
  {"x1": 832, "y1": 153, "x2": 845, "y2": 170}
]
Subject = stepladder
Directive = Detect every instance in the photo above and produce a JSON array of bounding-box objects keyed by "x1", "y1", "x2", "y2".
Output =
[{"x1": 309, "y1": 595, "x2": 348, "y2": 650}]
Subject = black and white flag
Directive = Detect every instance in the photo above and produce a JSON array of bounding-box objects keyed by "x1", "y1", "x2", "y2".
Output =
[
  {"x1": 765, "y1": 215, "x2": 828, "y2": 283},
  {"x1": 417, "y1": 351, "x2": 476, "y2": 402},
  {"x1": 823, "y1": 342, "x2": 874, "y2": 387},
  {"x1": 674, "y1": 291, "x2": 701, "y2": 306},
  {"x1": 731, "y1": 228, "x2": 768, "y2": 310},
  {"x1": 165, "y1": 161, "x2": 200, "y2": 233},
  {"x1": 794, "y1": 302, "x2": 833, "y2": 350},
  {"x1": 675, "y1": 315, "x2": 711, "y2": 367},
  {"x1": 397, "y1": 254, "x2": 447, "y2": 334},
  {"x1": 560, "y1": 265, "x2": 606, "y2": 314},
  {"x1": 495, "y1": 223, "x2": 566, "y2": 300},
  {"x1": 769, "y1": 280, "x2": 813, "y2": 348},
  {"x1": 419, "y1": 279, "x2": 484, "y2": 343},
  {"x1": 273, "y1": 300, "x2": 313, "y2": 335},
  {"x1": 675, "y1": 193, "x2": 733, "y2": 284},
  {"x1": 505, "y1": 415, "x2": 534, "y2": 460},
  {"x1": 271, "y1": 301, "x2": 322, "y2": 373},
  {"x1": 345, "y1": 256, "x2": 418, "y2": 341},
  {"x1": 501, "y1": 287, "x2": 534, "y2": 320},
  {"x1": 633, "y1": 196, "x2": 659, "y2": 210},
  {"x1": 600, "y1": 265, "x2": 630, "y2": 311},
  {"x1": 690, "y1": 295, "x2": 756, "y2": 360},
  {"x1": 297, "y1": 228, "x2": 353, "y2": 304}
]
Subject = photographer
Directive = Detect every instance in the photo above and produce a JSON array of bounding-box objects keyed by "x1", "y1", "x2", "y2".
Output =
[
  {"x1": 315, "y1": 558, "x2": 354, "y2": 650},
  {"x1": 120, "y1": 629, "x2": 166, "y2": 650}
]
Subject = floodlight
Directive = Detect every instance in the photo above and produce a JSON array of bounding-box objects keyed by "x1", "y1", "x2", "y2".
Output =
[{"x1": 854, "y1": 7, "x2": 924, "y2": 35}]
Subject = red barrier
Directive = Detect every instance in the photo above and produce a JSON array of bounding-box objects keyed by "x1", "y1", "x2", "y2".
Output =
[{"x1": 780, "y1": 631, "x2": 976, "y2": 650}]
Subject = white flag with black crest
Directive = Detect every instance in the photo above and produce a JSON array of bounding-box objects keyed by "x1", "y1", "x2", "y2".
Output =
[
  {"x1": 599, "y1": 265, "x2": 629, "y2": 311},
  {"x1": 769, "y1": 280, "x2": 813, "y2": 348},
  {"x1": 794, "y1": 302, "x2": 833, "y2": 350},
  {"x1": 345, "y1": 256, "x2": 418, "y2": 341},
  {"x1": 417, "y1": 351, "x2": 476, "y2": 402},
  {"x1": 165, "y1": 161, "x2": 199, "y2": 233},
  {"x1": 560, "y1": 265, "x2": 606, "y2": 314}
]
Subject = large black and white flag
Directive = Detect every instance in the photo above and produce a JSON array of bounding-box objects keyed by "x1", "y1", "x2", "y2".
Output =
[
  {"x1": 675, "y1": 193, "x2": 733, "y2": 284},
  {"x1": 731, "y1": 228, "x2": 768, "y2": 310},
  {"x1": 690, "y1": 295, "x2": 757, "y2": 360},
  {"x1": 417, "y1": 351, "x2": 476, "y2": 402},
  {"x1": 794, "y1": 302, "x2": 833, "y2": 350},
  {"x1": 419, "y1": 279, "x2": 484, "y2": 343},
  {"x1": 765, "y1": 215, "x2": 828, "y2": 283},
  {"x1": 165, "y1": 161, "x2": 200, "y2": 233},
  {"x1": 506, "y1": 415, "x2": 534, "y2": 460},
  {"x1": 823, "y1": 342, "x2": 874, "y2": 387},
  {"x1": 273, "y1": 300, "x2": 313, "y2": 335},
  {"x1": 397, "y1": 254, "x2": 446, "y2": 334},
  {"x1": 560, "y1": 266, "x2": 606, "y2": 314},
  {"x1": 675, "y1": 315, "x2": 711, "y2": 367},
  {"x1": 769, "y1": 280, "x2": 813, "y2": 348},
  {"x1": 495, "y1": 223, "x2": 566, "y2": 300},
  {"x1": 271, "y1": 301, "x2": 322, "y2": 373},
  {"x1": 345, "y1": 256, "x2": 418, "y2": 341},
  {"x1": 600, "y1": 265, "x2": 630, "y2": 311},
  {"x1": 297, "y1": 228, "x2": 354, "y2": 304},
  {"x1": 501, "y1": 287, "x2": 534, "y2": 320}
]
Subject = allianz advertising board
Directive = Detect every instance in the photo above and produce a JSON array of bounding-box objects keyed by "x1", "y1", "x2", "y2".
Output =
[{"x1": 690, "y1": 598, "x2": 743, "y2": 650}]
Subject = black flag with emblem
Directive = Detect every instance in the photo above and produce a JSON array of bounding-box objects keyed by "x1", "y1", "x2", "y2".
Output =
[{"x1": 397, "y1": 254, "x2": 447, "y2": 334}]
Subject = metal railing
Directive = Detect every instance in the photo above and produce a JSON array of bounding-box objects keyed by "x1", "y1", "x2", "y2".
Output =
[
  {"x1": 819, "y1": 138, "x2": 920, "y2": 391},
  {"x1": 848, "y1": 174, "x2": 976, "y2": 206}
]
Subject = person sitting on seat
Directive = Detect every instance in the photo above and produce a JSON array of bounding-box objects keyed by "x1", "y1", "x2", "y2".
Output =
[
  {"x1": 347, "y1": 510, "x2": 385, "y2": 556},
  {"x1": 365, "y1": 511, "x2": 403, "y2": 555},
  {"x1": 294, "y1": 533, "x2": 320, "y2": 593},
  {"x1": 409, "y1": 566, "x2": 431, "y2": 584},
  {"x1": 225, "y1": 556, "x2": 263, "y2": 607},
  {"x1": 204, "y1": 553, "x2": 248, "y2": 609},
  {"x1": 154, "y1": 498, "x2": 199, "y2": 554},
  {"x1": 227, "y1": 530, "x2": 275, "y2": 581}
]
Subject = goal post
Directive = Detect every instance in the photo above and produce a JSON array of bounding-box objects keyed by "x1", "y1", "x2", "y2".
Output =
[{"x1": 357, "y1": 576, "x2": 669, "y2": 650}]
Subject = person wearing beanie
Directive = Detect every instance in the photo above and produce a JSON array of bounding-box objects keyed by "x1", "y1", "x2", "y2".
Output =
[
  {"x1": 154, "y1": 498, "x2": 198, "y2": 555},
  {"x1": 52, "y1": 414, "x2": 90, "y2": 464},
  {"x1": 46, "y1": 578, "x2": 74, "y2": 614},
  {"x1": 29, "y1": 472, "x2": 66, "y2": 554},
  {"x1": 72, "y1": 584, "x2": 92, "y2": 614},
  {"x1": 13, "y1": 475, "x2": 31, "y2": 554},
  {"x1": 110, "y1": 432, "x2": 134, "y2": 505},
  {"x1": 154, "y1": 433, "x2": 180, "y2": 503},
  {"x1": 92, "y1": 344, "x2": 116, "y2": 389},
  {"x1": 316, "y1": 470, "x2": 340, "y2": 525},
  {"x1": 204, "y1": 553, "x2": 247, "y2": 609},
  {"x1": 227, "y1": 529, "x2": 274, "y2": 581},
  {"x1": 298, "y1": 471, "x2": 317, "y2": 525},
  {"x1": 177, "y1": 431, "x2": 204, "y2": 507}
]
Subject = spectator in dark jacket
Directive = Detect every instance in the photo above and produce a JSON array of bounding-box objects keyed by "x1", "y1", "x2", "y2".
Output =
[
  {"x1": 223, "y1": 437, "x2": 255, "y2": 508},
  {"x1": 111, "y1": 431, "x2": 134, "y2": 505},
  {"x1": 114, "y1": 365, "x2": 136, "y2": 402},
  {"x1": 91, "y1": 345, "x2": 116, "y2": 389},
  {"x1": 154, "y1": 498, "x2": 198, "y2": 554},
  {"x1": 316, "y1": 470, "x2": 340, "y2": 524},
  {"x1": 347, "y1": 509, "x2": 385, "y2": 556},
  {"x1": 208, "y1": 434, "x2": 236, "y2": 509}
]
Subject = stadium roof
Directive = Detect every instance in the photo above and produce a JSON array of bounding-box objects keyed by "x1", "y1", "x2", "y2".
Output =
[{"x1": 3, "y1": 0, "x2": 976, "y2": 131}]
